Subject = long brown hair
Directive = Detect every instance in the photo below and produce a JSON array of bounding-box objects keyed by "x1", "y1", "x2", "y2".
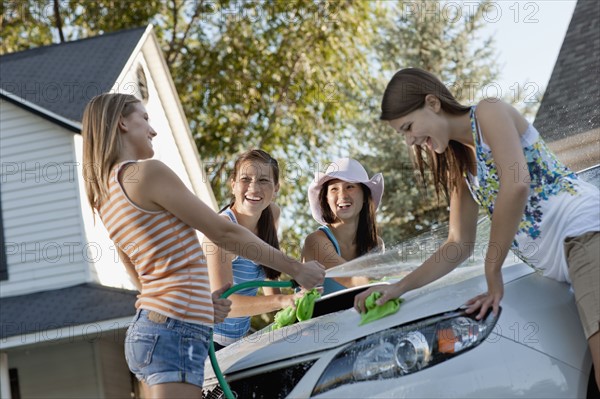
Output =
[
  {"x1": 380, "y1": 68, "x2": 471, "y2": 199},
  {"x1": 318, "y1": 182, "x2": 379, "y2": 257},
  {"x1": 82, "y1": 93, "x2": 140, "y2": 211},
  {"x1": 223, "y1": 149, "x2": 281, "y2": 280}
]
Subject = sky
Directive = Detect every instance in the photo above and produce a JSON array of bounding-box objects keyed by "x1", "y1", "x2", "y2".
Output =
[{"x1": 478, "y1": 0, "x2": 577, "y2": 105}]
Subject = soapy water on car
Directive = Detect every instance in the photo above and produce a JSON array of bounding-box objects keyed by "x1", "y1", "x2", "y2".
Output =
[{"x1": 325, "y1": 217, "x2": 508, "y2": 281}]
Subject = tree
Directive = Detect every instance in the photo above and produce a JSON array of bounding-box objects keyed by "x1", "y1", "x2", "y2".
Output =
[
  {"x1": 355, "y1": 0, "x2": 501, "y2": 246},
  {"x1": 1, "y1": 0, "x2": 383, "y2": 257},
  {"x1": 1, "y1": 0, "x2": 56, "y2": 53},
  {"x1": 1, "y1": 0, "x2": 506, "y2": 328},
  {"x1": 165, "y1": 1, "x2": 384, "y2": 257},
  {"x1": 1, "y1": 0, "x2": 163, "y2": 53}
]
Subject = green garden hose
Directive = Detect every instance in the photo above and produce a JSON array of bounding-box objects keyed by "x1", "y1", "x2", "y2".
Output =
[{"x1": 208, "y1": 280, "x2": 298, "y2": 399}]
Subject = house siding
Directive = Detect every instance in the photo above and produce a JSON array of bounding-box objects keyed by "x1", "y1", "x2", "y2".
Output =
[
  {"x1": 0, "y1": 25, "x2": 210, "y2": 398},
  {"x1": 7, "y1": 341, "x2": 101, "y2": 398},
  {"x1": 0, "y1": 99, "x2": 89, "y2": 297},
  {"x1": 116, "y1": 53, "x2": 199, "y2": 198},
  {"x1": 137, "y1": 35, "x2": 218, "y2": 209},
  {"x1": 74, "y1": 52, "x2": 209, "y2": 290},
  {"x1": 97, "y1": 335, "x2": 133, "y2": 397}
]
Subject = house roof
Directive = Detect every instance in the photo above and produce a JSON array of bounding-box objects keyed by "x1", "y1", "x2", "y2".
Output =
[
  {"x1": 534, "y1": 0, "x2": 600, "y2": 141},
  {"x1": 0, "y1": 283, "x2": 137, "y2": 339},
  {"x1": 0, "y1": 26, "x2": 147, "y2": 125}
]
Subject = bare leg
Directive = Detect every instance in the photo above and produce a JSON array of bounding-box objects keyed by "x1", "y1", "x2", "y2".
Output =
[
  {"x1": 148, "y1": 382, "x2": 203, "y2": 399},
  {"x1": 138, "y1": 381, "x2": 150, "y2": 398},
  {"x1": 590, "y1": 331, "x2": 600, "y2": 390}
]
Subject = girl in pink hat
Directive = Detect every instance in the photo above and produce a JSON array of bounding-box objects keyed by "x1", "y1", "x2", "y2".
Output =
[{"x1": 302, "y1": 158, "x2": 385, "y2": 295}]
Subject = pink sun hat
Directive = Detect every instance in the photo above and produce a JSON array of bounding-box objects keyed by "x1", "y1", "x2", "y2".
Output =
[{"x1": 308, "y1": 158, "x2": 384, "y2": 225}]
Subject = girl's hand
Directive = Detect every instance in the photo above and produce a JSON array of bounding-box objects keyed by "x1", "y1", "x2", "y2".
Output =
[
  {"x1": 354, "y1": 284, "x2": 402, "y2": 314},
  {"x1": 295, "y1": 261, "x2": 326, "y2": 290},
  {"x1": 465, "y1": 269, "x2": 504, "y2": 320},
  {"x1": 279, "y1": 290, "x2": 304, "y2": 309},
  {"x1": 212, "y1": 283, "x2": 233, "y2": 324}
]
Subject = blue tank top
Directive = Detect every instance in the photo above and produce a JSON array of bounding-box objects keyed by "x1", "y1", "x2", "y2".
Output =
[
  {"x1": 318, "y1": 226, "x2": 348, "y2": 295},
  {"x1": 213, "y1": 208, "x2": 266, "y2": 345}
]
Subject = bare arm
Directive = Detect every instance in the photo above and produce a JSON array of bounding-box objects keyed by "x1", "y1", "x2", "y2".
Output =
[
  {"x1": 218, "y1": 292, "x2": 295, "y2": 318},
  {"x1": 262, "y1": 286, "x2": 281, "y2": 296},
  {"x1": 203, "y1": 228, "x2": 296, "y2": 318},
  {"x1": 465, "y1": 100, "x2": 530, "y2": 319},
  {"x1": 355, "y1": 180, "x2": 479, "y2": 312},
  {"x1": 270, "y1": 202, "x2": 281, "y2": 231},
  {"x1": 396, "y1": 180, "x2": 480, "y2": 294},
  {"x1": 476, "y1": 100, "x2": 529, "y2": 270},
  {"x1": 302, "y1": 231, "x2": 369, "y2": 287},
  {"x1": 120, "y1": 160, "x2": 325, "y2": 289}
]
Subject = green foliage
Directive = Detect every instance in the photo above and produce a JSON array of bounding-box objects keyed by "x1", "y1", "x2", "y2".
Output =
[
  {"x1": 354, "y1": 0, "x2": 500, "y2": 246},
  {"x1": 1, "y1": 0, "x2": 56, "y2": 53},
  {"x1": 1, "y1": 0, "x2": 162, "y2": 53},
  {"x1": 2, "y1": 0, "x2": 504, "y2": 263},
  {"x1": 66, "y1": 0, "x2": 163, "y2": 36},
  {"x1": 170, "y1": 1, "x2": 380, "y2": 202},
  {"x1": 164, "y1": 1, "x2": 383, "y2": 254},
  {"x1": 1, "y1": 0, "x2": 382, "y2": 250},
  {"x1": 2, "y1": 0, "x2": 504, "y2": 332}
]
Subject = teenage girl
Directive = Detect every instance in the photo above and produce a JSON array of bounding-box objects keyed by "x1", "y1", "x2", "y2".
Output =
[
  {"x1": 82, "y1": 93, "x2": 325, "y2": 398},
  {"x1": 204, "y1": 149, "x2": 304, "y2": 349},
  {"x1": 303, "y1": 158, "x2": 384, "y2": 295},
  {"x1": 354, "y1": 68, "x2": 600, "y2": 389}
]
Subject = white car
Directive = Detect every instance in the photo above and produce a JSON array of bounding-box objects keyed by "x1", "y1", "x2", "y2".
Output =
[{"x1": 203, "y1": 165, "x2": 600, "y2": 399}]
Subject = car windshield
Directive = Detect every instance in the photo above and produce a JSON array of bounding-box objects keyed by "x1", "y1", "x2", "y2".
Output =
[{"x1": 324, "y1": 164, "x2": 600, "y2": 290}]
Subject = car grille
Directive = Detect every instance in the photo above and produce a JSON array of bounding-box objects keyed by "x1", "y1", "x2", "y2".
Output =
[{"x1": 204, "y1": 359, "x2": 317, "y2": 399}]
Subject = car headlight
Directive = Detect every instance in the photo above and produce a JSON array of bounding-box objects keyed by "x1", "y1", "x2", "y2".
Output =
[{"x1": 312, "y1": 308, "x2": 499, "y2": 395}]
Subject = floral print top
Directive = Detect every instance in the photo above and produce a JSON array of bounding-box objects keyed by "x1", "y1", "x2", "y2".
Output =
[{"x1": 465, "y1": 106, "x2": 578, "y2": 255}]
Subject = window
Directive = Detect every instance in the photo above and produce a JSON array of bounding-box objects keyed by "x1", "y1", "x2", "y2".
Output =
[
  {"x1": 9, "y1": 368, "x2": 20, "y2": 399},
  {"x1": 136, "y1": 66, "x2": 149, "y2": 103}
]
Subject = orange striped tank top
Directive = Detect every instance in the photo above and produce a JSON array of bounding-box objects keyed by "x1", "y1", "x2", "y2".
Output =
[{"x1": 98, "y1": 161, "x2": 213, "y2": 325}]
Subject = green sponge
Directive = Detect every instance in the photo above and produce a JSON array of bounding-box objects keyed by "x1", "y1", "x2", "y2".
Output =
[
  {"x1": 273, "y1": 302, "x2": 297, "y2": 329},
  {"x1": 359, "y1": 292, "x2": 403, "y2": 326},
  {"x1": 296, "y1": 288, "x2": 320, "y2": 321},
  {"x1": 271, "y1": 288, "x2": 321, "y2": 330}
]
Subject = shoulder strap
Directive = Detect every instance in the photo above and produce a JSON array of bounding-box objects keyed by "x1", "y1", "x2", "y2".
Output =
[
  {"x1": 469, "y1": 105, "x2": 484, "y2": 145},
  {"x1": 113, "y1": 160, "x2": 137, "y2": 184},
  {"x1": 221, "y1": 207, "x2": 238, "y2": 224},
  {"x1": 318, "y1": 226, "x2": 341, "y2": 255}
]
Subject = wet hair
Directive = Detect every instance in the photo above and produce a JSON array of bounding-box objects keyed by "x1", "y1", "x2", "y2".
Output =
[
  {"x1": 223, "y1": 149, "x2": 281, "y2": 280},
  {"x1": 82, "y1": 93, "x2": 140, "y2": 211},
  {"x1": 318, "y1": 181, "x2": 379, "y2": 257},
  {"x1": 380, "y1": 68, "x2": 472, "y2": 199}
]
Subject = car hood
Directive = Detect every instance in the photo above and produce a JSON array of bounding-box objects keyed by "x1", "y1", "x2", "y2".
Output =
[{"x1": 205, "y1": 263, "x2": 533, "y2": 378}]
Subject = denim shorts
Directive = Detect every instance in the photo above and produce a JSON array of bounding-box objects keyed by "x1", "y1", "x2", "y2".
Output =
[{"x1": 125, "y1": 309, "x2": 213, "y2": 387}]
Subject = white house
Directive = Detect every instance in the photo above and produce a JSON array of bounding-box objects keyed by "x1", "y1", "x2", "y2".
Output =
[{"x1": 0, "y1": 25, "x2": 216, "y2": 398}]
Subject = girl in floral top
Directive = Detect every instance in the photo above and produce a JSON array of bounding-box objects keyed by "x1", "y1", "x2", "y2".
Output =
[{"x1": 354, "y1": 68, "x2": 599, "y2": 389}]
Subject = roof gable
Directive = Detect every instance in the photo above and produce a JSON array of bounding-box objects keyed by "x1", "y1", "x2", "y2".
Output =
[
  {"x1": 534, "y1": 0, "x2": 600, "y2": 141},
  {"x1": 0, "y1": 27, "x2": 147, "y2": 123}
]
